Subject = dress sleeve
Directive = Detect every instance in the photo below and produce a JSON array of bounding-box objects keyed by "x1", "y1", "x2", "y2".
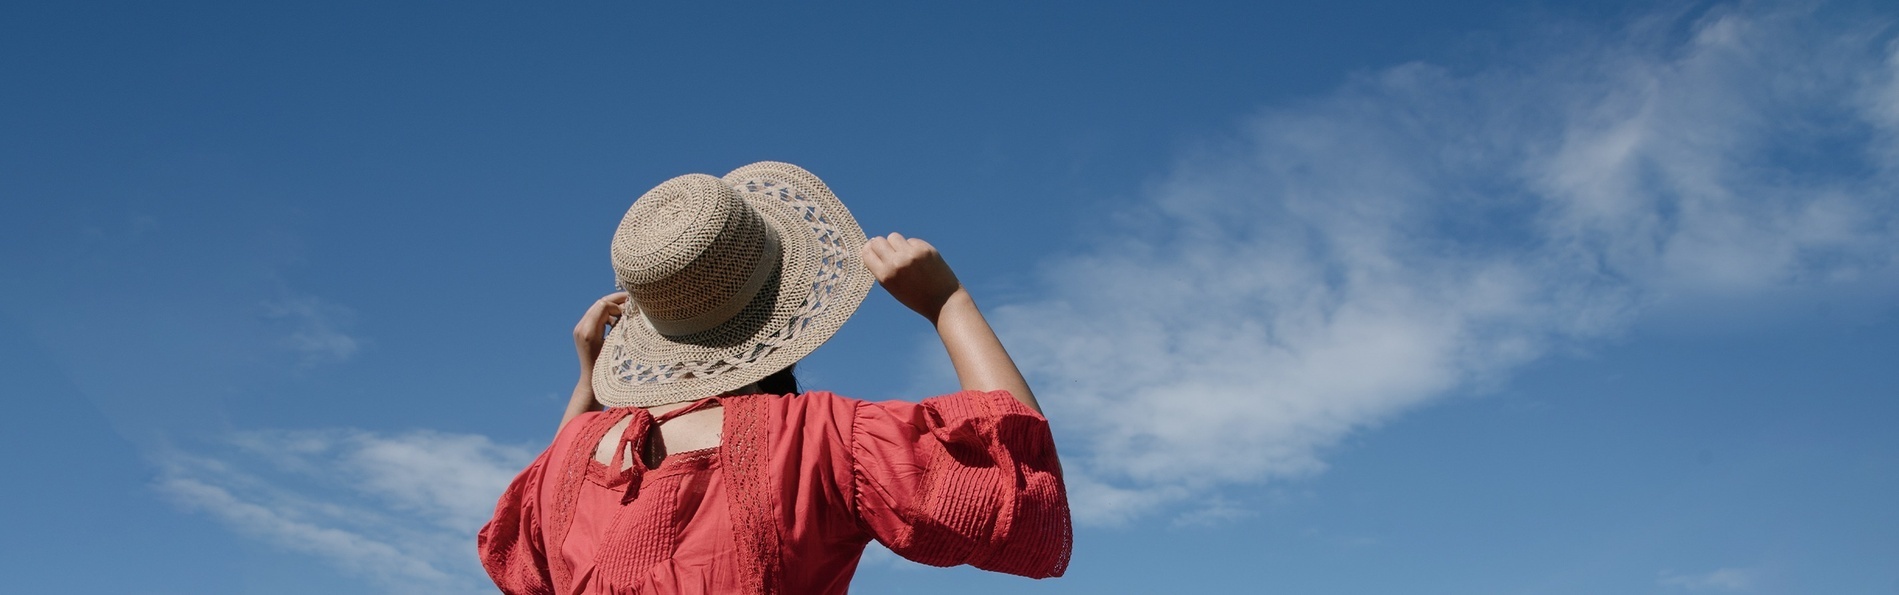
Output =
[
  {"x1": 850, "y1": 390, "x2": 1072, "y2": 578},
  {"x1": 477, "y1": 449, "x2": 554, "y2": 595}
]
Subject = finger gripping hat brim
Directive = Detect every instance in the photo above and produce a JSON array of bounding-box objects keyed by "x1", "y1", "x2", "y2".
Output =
[{"x1": 591, "y1": 161, "x2": 872, "y2": 408}]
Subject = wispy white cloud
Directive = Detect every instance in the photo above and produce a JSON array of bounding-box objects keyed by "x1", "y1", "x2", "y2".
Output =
[
  {"x1": 264, "y1": 296, "x2": 361, "y2": 366},
  {"x1": 998, "y1": 3, "x2": 1899, "y2": 524},
  {"x1": 156, "y1": 429, "x2": 535, "y2": 594},
  {"x1": 1168, "y1": 497, "x2": 1257, "y2": 529},
  {"x1": 1660, "y1": 567, "x2": 1758, "y2": 591}
]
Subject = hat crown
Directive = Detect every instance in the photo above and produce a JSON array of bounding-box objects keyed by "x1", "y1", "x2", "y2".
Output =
[{"x1": 611, "y1": 174, "x2": 779, "y2": 336}]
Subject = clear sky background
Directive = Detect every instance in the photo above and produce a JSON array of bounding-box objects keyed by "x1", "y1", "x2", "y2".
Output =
[{"x1": 4, "y1": 1, "x2": 1898, "y2": 593}]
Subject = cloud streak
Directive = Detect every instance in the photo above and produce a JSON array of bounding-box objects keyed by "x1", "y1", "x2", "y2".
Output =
[
  {"x1": 998, "y1": 3, "x2": 1899, "y2": 524},
  {"x1": 156, "y1": 429, "x2": 534, "y2": 594},
  {"x1": 264, "y1": 296, "x2": 362, "y2": 366},
  {"x1": 1660, "y1": 567, "x2": 1758, "y2": 591}
]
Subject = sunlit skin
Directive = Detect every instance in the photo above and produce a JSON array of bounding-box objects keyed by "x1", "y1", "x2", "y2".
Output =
[{"x1": 558, "y1": 232, "x2": 1041, "y2": 468}]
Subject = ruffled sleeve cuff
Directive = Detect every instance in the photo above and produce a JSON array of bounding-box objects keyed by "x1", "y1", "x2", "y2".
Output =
[
  {"x1": 850, "y1": 390, "x2": 1072, "y2": 578},
  {"x1": 478, "y1": 450, "x2": 555, "y2": 595}
]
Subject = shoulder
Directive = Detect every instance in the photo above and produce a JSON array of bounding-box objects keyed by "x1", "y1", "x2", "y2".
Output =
[
  {"x1": 541, "y1": 409, "x2": 621, "y2": 475},
  {"x1": 748, "y1": 390, "x2": 867, "y2": 416},
  {"x1": 553, "y1": 409, "x2": 614, "y2": 448},
  {"x1": 744, "y1": 390, "x2": 1037, "y2": 436}
]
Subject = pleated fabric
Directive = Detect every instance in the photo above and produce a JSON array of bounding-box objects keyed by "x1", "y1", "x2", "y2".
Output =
[{"x1": 479, "y1": 390, "x2": 1070, "y2": 595}]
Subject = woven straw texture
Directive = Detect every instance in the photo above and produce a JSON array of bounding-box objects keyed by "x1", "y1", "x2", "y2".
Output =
[{"x1": 592, "y1": 162, "x2": 871, "y2": 408}]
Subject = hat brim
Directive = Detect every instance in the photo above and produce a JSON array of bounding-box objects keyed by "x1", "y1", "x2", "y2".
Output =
[{"x1": 591, "y1": 162, "x2": 872, "y2": 408}]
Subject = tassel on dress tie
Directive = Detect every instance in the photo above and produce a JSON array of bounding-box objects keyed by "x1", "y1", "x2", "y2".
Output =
[{"x1": 608, "y1": 408, "x2": 655, "y2": 504}]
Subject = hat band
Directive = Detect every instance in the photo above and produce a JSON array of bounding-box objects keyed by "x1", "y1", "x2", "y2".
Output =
[{"x1": 642, "y1": 221, "x2": 782, "y2": 337}]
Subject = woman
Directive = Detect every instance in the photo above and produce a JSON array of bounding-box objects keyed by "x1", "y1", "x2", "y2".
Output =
[{"x1": 479, "y1": 162, "x2": 1071, "y2": 595}]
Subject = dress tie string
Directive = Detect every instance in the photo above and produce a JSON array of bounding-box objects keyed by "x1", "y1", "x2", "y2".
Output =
[{"x1": 607, "y1": 397, "x2": 721, "y2": 504}]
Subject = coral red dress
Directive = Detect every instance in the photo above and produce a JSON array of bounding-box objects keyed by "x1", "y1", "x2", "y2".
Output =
[{"x1": 478, "y1": 390, "x2": 1071, "y2": 595}]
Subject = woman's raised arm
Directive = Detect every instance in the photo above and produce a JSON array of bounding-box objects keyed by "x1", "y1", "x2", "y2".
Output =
[
  {"x1": 860, "y1": 233, "x2": 1042, "y2": 415},
  {"x1": 561, "y1": 292, "x2": 629, "y2": 432}
]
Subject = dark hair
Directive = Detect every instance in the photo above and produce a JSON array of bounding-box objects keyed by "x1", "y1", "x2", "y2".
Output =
[{"x1": 756, "y1": 364, "x2": 799, "y2": 395}]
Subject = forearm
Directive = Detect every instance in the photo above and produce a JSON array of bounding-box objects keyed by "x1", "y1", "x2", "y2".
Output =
[
  {"x1": 932, "y1": 289, "x2": 1042, "y2": 415},
  {"x1": 562, "y1": 292, "x2": 625, "y2": 433},
  {"x1": 558, "y1": 373, "x2": 601, "y2": 432}
]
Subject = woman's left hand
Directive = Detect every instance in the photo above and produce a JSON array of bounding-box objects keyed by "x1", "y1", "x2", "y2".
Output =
[
  {"x1": 574, "y1": 292, "x2": 631, "y2": 372},
  {"x1": 562, "y1": 291, "x2": 630, "y2": 431}
]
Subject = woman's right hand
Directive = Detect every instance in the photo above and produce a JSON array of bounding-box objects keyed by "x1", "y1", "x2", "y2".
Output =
[
  {"x1": 861, "y1": 232, "x2": 1041, "y2": 414},
  {"x1": 862, "y1": 232, "x2": 965, "y2": 322},
  {"x1": 574, "y1": 292, "x2": 631, "y2": 372}
]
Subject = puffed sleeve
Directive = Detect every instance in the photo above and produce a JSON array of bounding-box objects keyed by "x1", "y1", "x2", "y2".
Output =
[
  {"x1": 477, "y1": 450, "x2": 554, "y2": 595},
  {"x1": 851, "y1": 390, "x2": 1072, "y2": 578}
]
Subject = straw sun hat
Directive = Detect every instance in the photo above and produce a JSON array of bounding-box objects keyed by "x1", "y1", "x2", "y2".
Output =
[{"x1": 591, "y1": 161, "x2": 873, "y2": 408}]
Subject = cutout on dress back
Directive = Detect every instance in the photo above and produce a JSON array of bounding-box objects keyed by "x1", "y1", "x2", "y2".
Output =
[{"x1": 592, "y1": 405, "x2": 725, "y2": 470}]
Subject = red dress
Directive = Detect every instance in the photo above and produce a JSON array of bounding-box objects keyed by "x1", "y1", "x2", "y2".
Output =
[{"x1": 478, "y1": 390, "x2": 1071, "y2": 595}]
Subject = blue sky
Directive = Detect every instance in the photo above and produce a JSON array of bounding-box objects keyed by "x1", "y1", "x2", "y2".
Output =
[{"x1": 4, "y1": 1, "x2": 1897, "y2": 593}]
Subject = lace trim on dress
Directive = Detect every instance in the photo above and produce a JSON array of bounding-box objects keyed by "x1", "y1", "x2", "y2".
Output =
[{"x1": 722, "y1": 394, "x2": 782, "y2": 595}]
